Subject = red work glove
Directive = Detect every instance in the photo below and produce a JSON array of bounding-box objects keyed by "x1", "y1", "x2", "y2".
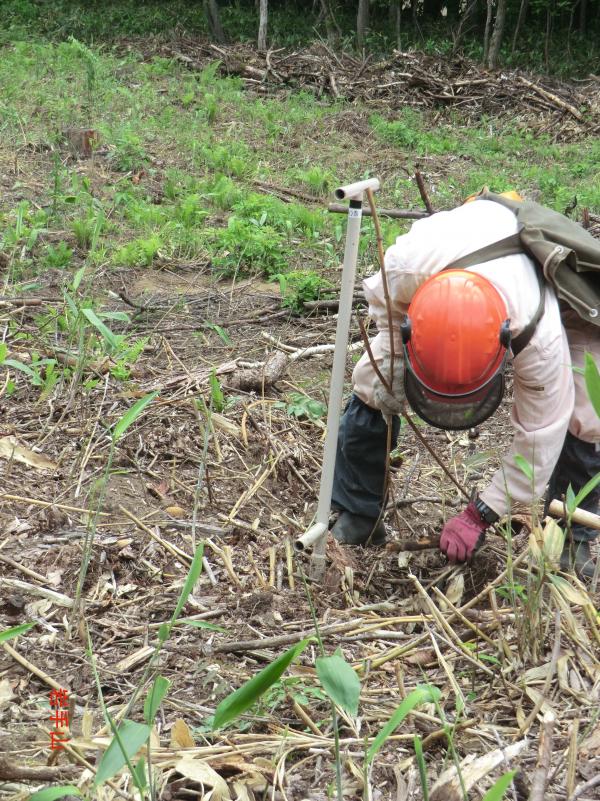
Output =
[{"x1": 440, "y1": 501, "x2": 487, "y2": 562}]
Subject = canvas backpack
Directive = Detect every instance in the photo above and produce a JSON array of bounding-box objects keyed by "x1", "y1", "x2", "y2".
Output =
[{"x1": 445, "y1": 188, "x2": 600, "y2": 355}]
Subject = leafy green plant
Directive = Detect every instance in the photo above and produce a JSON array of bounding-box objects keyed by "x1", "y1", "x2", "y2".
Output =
[
  {"x1": 276, "y1": 270, "x2": 333, "y2": 312},
  {"x1": 209, "y1": 217, "x2": 286, "y2": 277},
  {"x1": 114, "y1": 235, "x2": 162, "y2": 267},
  {"x1": 275, "y1": 391, "x2": 326, "y2": 422},
  {"x1": 43, "y1": 241, "x2": 73, "y2": 269},
  {"x1": 212, "y1": 638, "x2": 313, "y2": 729},
  {"x1": 109, "y1": 127, "x2": 148, "y2": 172}
]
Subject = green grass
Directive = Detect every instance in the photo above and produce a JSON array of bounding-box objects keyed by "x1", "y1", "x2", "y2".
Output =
[{"x1": 1, "y1": 35, "x2": 599, "y2": 313}]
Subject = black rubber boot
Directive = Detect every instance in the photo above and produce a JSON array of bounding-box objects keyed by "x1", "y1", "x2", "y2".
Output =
[
  {"x1": 560, "y1": 540, "x2": 597, "y2": 579},
  {"x1": 331, "y1": 511, "x2": 386, "y2": 546}
]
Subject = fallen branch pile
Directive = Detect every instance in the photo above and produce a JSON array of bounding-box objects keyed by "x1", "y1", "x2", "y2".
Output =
[{"x1": 154, "y1": 38, "x2": 600, "y2": 139}]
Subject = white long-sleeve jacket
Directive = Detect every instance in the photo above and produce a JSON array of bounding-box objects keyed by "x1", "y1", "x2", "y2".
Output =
[{"x1": 352, "y1": 199, "x2": 600, "y2": 516}]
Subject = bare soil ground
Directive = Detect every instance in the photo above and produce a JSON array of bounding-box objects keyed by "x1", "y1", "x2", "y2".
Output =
[{"x1": 0, "y1": 40, "x2": 599, "y2": 801}]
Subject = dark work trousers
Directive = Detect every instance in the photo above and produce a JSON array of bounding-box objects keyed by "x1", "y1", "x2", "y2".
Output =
[
  {"x1": 546, "y1": 431, "x2": 600, "y2": 543},
  {"x1": 331, "y1": 394, "x2": 400, "y2": 520}
]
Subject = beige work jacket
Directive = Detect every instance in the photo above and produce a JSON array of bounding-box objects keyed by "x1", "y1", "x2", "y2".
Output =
[{"x1": 352, "y1": 199, "x2": 600, "y2": 516}]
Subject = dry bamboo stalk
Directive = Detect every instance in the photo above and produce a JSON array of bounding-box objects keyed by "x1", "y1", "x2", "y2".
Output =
[
  {"x1": 263, "y1": 546, "x2": 275, "y2": 588},
  {"x1": 529, "y1": 709, "x2": 556, "y2": 801},
  {"x1": 0, "y1": 553, "x2": 54, "y2": 584},
  {"x1": 119, "y1": 505, "x2": 191, "y2": 562},
  {"x1": 412, "y1": 576, "x2": 496, "y2": 677},
  {"x1": 518, "y1": 609, "x2": 561, "y2": 735},
  {"x1": 2, "y1": 642, "x2": 66, "y2": 692},
  {"x1": 285, "y1": 538, "x2": 295, "y2": 590},
  {"x1": 1, "y1": 492, "x2": 109, "y2": 516},
  {"x1": 565, "y1": 718, "x2": 579, "y2": 798},
  {"x1": 247, "y1": 545, "x2": 269, "y2": 588},
  {"x1": 368, "y1": 550, "x2": 530, "y2": 670},
  {"x1": 0, "y1": 577, "x2": 74, "y2": 607}
]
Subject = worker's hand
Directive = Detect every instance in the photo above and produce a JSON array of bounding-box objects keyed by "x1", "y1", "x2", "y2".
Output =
[
  {"x1": 440, "y1": 501, "x2": 487, "y2": 562},
  {"x1": 373, "y1": 353, "x2": 404, "y2": 421}
]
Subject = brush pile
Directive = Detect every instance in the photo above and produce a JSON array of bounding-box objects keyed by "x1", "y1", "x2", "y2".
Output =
[{"x1": 154, "y1": 37, "x2": 600, "y2": 140}]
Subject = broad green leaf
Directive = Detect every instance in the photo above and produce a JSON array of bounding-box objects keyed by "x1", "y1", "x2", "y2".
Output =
[
  {"x1": 481, "y1": 770, "x2": 517, "y2": 801},
  {"x1": 93, "y1": 719, "x2": 151, "y2": 787},
  {"x1": 177, "y1": 619, "x2": 228, "y2": 633},
  {"x1": 205, "y1": 323, "x2": 232, "y2": 345},
  {"x1": 112, "y1": 391, "x2": 158, "y2": 442},
  {"x1": 513, "y1": 454, "x2": 533, "y2": 482},
  {"x1": 169, "y1": 543, "x2": 205, "y2": 626},
  {"x1": 81, "y1": 307, "x2": 120, "y2": 351},
  {"x1": 157, "y1": 623, "x2": 170, "y2": 642},
  {"x1": 0, "y1": 622, "x2": 35, "y2": 643},
  {"x1": 566, "y1": 484, "x2": 576, "y2": 515},
  {"x1": 212, "y1": 637, "x2": 312, "y2": 729},
  {"x1": 316, "y1": 652, "x2": 361, "y2": 718},
  {"x1": 573, "y1": 471, "x2": 600, "y2": 509},
  {"x1": 3, "y1": 359, "x2": 38, "y2": 379},
  {"x1": 584, "y1": 352, "x2": 600, "y2": 418},
  {"x1": 208, "y1": 368, "x2": 225, "y2": 413},
  {"x1": 367, "y1": 685, "x2": 441, "y2": 764},
  {"x1": 144, "y1": 675, "x2": 171, "y2": 725},
  {"x1": 72, "y1": 266, "x2": 86, "y2": 291},
  {"x1": 29, "y1": 786, "x2": 81, "y2": 801},
  {"x1": 99, "y1": 310, "x2": 131, "y2": 323},
  {"x1": 0, "y1": 342, "x2": 7, "y2": 363}
]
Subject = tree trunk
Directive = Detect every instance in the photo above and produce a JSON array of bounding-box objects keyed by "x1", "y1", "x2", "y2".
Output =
[
  {"x1": 258, "y1": 0, "x2": 268, "y2": 52},
  {"x1": 394, "y1": 0, "x2": 402, "y2": 50},
  {"x1": 319, "y1": 0, "x2": 342, "y2": 43},
  {"x1": 579, "y1": 0, "x2": 588, "y2": 32},
  {"x1": 511, "y1": 0, "x2": 529, "y2": 52},
  {"x1": 483, "y1": 0, "x2": 493, "y2": 63},
  {"x1": 544, "y1": 4, "x2": 552, "y2": 71},
  {"x1": 357, "y1": 0, "x2": 369, "y2": 50},
  {"x1": 487, "y1": 0, "x2": 507, "y2": 68},
  {"x1": 203, "y1": 0, "x2": 225, "y2": 43},
  {"x1": 453, "y1": 0, "x2": 478, "y2": 55}
]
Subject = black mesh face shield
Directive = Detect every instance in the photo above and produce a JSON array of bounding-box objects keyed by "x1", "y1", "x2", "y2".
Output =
[{"x1": 401, "y1": 321, "x2": 511, "y2": 431}]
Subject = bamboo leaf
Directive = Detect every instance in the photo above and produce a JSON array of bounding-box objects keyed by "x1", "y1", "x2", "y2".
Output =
[
  {"x1": 212, "y1": 638, "x2": 312, "y2": 729},
  {"x1": 93, "y1": 719, "x2": 151, "y2": 787},
  {"x1": 513, "y1": 454, "x2": 533, "y2": 482},
  {"x1": 573, "y1": 471, "x2": 600, "y2": 509},
  {"x1": 316, "y1": 651, "x2": 361, "y2": 717},
  {"x1": 0, "y1": 622, "x2": 35, "y2": 643},
  {"x1": 29, "y1": 787, "x2": 81, "y2": 801},
  {"x1": 169, "y1": 543, "x2": 205, "y2": 626},
  {"x1": 81, "y1": 307, "x2": 119, "y2": 350},
  {"x1": 584, "y1": 351, "x2": 600, "y2": 418},
  {"x1": 481, "y1": 770, "x2": 517, "y2": 801},
  {"x1": 112, "y1": 391, "x2": 158, "y2": 442},
  {"x1": 367, "y1": 684, "x2": 441, "y2": 764},
  {"x1": 144, "y1": 675, "x2": 170, "y2": 725}
]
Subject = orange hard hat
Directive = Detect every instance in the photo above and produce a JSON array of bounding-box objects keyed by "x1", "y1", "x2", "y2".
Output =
[{"x1": 401, "y1": 270, "x2": 511, "y2": 430}]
